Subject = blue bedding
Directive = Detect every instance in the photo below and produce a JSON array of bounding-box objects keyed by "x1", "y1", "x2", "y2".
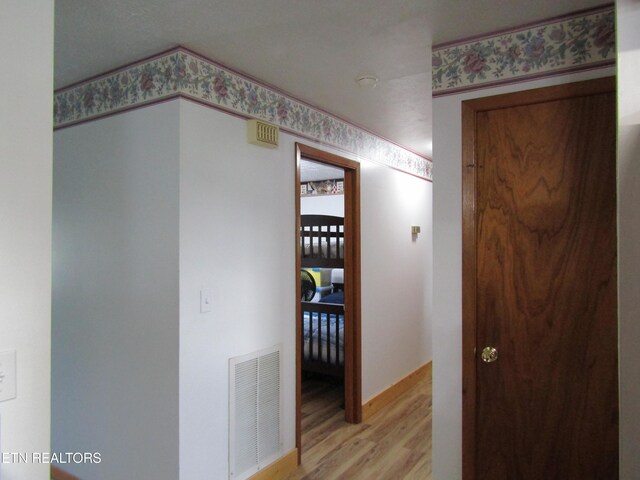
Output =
[{"x1": 319, "y1": 291, "x2": 344, "y2": 304}]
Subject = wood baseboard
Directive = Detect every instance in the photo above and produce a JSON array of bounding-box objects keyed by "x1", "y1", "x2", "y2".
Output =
[
  {"x1": 51, "y1": 450, "x2": 298, "y2": 480},
  {"x1": 51, "y1": 465, "x2": 82, "y2": 480},
  {"x1": 362, "y1": 361, "x2": 432, "y2": 421},
  {"x1": 248, "y1": 448, "x2": 298, "y2": 480}
]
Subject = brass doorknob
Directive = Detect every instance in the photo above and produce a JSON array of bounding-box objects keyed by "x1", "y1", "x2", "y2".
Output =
[{"x1": 481, "y1": 346, "x2": 498, "y2": 363}]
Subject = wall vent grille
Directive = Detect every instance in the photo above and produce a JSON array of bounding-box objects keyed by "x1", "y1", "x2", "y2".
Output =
[
  {"x1": 229, "y1": 345, "x2": 282, "y2": 480},
  {"x1": 247, "y1": 119, "x2": 279, "y2": 148}
]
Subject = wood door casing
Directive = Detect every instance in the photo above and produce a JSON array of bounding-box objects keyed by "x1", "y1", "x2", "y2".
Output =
[{"x1": 462, "y1": 78, "x2": 618, "y2": 480}]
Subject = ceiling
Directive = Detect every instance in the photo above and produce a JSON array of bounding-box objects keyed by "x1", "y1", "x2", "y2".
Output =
[
  {"x1": 300, "y1": 159, "x2": 344, "y2": 182},
  {"x1": 54, "y1": 0, "x2": 605, "y2": 158}
]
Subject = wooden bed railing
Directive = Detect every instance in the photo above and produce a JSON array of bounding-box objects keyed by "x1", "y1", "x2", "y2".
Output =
[
  {"x1": 301, "y1": 301, "x2": 344, "y2": 374},
  {"x1": 300, "y1": 215, "x2": 344, "y2": 269}
]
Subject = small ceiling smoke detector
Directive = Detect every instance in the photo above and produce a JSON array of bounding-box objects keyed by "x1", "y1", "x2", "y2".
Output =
[{"x1": 355, "y1": 75, "x2": 379, "y2": 89}]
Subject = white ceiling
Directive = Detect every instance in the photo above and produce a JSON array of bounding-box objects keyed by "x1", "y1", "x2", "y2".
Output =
[
  {"x1": 300, "y1": 159, "x2": 344, "y2": 183},
  {"x1": 54, "y1": 0, "x2": 605, "y2": 158}
]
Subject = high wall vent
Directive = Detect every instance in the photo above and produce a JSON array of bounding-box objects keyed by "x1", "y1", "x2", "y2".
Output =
[
  {"x1": 247, "y1": 119, "x2": 279, "y2": 148},
  {"x1": 229, "y1": 345, "x2": 282, "y2": 480}
]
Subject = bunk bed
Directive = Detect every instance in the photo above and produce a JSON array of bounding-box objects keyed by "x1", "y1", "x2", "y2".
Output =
[{"x1": 300, "y1": 214, "x2": 345, "y2": 377}]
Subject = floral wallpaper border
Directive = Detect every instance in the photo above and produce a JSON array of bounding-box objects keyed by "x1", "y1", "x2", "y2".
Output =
[
  {"x1": 301, "y1": 179, "x2": 344, "y2": 196},
  {"x1": 432, "y1": 5, "x2": 615, "y2": 96},
  {"x1": 54, "y1": 48, "x2": 432, "y2": 181}
]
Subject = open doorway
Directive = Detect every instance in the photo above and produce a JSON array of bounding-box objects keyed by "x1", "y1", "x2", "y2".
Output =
[{"x1": 295, "y1": 143, "x2": 361, "y2": 461}]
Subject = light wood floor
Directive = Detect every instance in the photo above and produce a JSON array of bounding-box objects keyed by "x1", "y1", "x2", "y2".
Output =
[{"x1": 289, "y1": 372, "x2": 432, "y2": 480}]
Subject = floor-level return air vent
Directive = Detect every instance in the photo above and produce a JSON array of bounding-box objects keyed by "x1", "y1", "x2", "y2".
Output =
[{"x1": 229, "y1": 345, "x2": 282, "y2": 480}]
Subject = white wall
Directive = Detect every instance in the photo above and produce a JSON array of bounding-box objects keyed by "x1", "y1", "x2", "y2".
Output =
[
  {"x1": 52, "y1": 102, "x2": 181, "y2": 480},
  {"x1": 52, "y1": 97, "x2": 431, "y2": 479},
  {"x1": 361, "y1": 163, "x2": 432, "y2": 401},
  {"x1": 177, "y1": 100, "x2": 432, "y2": 477},
  {"x1": 300, "y1": 194, "x2": 344, "y2": 217},
  {"x1": 617, "y1": 1, "x2": 640, "y2": 477},
  {"x1": 0, "y1": 2, "x2": 53, "y2": 479},
  {"x1": 432, "y1": 66, "x2": 615, "y2": 480},
  {"x1": 178, "y1": 101, "x2": 298, "y2": 479}
]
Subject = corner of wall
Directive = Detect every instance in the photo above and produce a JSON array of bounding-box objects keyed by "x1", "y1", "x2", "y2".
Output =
[{"x1": 0, "y1": 1, "x2": 53, "y2": 478}]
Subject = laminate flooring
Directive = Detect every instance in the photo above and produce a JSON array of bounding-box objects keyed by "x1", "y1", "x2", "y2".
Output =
[{"x1": 289, "y1": 372, "x2": 432, "y2": 480}]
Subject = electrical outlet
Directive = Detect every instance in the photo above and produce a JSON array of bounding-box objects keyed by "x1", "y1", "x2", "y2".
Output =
[{"x1": 0, "y1": 351, "x2": 16, "y2": 402}]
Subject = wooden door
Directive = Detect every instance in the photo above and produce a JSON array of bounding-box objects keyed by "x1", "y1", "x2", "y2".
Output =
[{"x1": 462, "y1": 78, "x2": 618, "y2": 480}]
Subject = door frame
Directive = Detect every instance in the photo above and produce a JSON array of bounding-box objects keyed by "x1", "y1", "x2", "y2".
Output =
[
  {"x1": 461, "y1": 77, "x2": 616, "y2": 480},
  {"x1": 295, "y1": 143, "x2": 362, "y2": 462}
]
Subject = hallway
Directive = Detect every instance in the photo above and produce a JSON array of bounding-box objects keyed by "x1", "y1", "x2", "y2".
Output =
[{"x1": 289, "y1": 371, "x2": 432, "y2": 479}]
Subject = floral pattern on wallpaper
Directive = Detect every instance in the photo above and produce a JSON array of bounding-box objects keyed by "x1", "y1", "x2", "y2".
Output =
[
  {"x1": 301, "y1": 180, "x2": 344, "y2": 196},
  {"x1": 54, "y1": 49, "x2": 432, "y2": 181},
  {"x1": 432, "y1": 6, "x2": 615, "y2": 95}
]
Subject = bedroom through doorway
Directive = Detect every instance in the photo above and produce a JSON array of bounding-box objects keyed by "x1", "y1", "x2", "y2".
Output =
[
  {"x1": 295, "y1": 144, "x2": 362, "y2": 461},
  {"x1": 300, "y1": 158, "x2": 346, "y2": 451}
]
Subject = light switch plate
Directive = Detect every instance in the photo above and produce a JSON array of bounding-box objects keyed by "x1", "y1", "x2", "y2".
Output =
[
  {"x1": 0, "y1": 351, "x2": 16, "y2": 402},
  {"x1": 200, "y1": 289, "x2": 212, "y2": 313}
]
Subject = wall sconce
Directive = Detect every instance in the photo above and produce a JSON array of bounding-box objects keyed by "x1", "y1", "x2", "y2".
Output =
[{"x1": 411, "y1": 226, "x2": 421, "y2": 238}]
